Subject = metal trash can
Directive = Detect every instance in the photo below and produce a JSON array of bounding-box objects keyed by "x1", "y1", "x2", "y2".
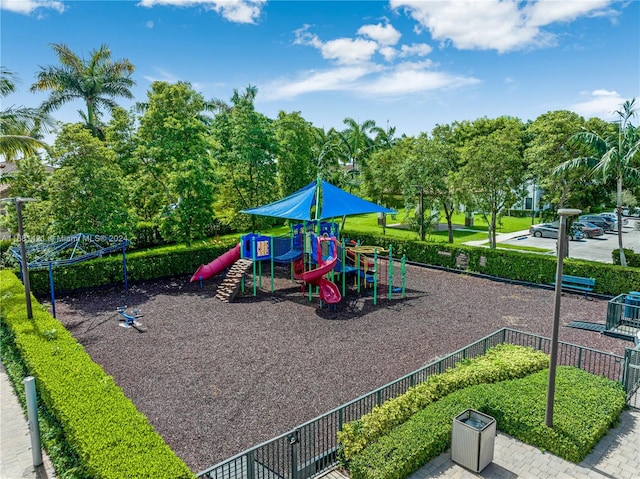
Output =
[
  {"x1": 624, "y1": 292, "x2": 640, "y2": 321},
  {"x1": 451, "y1": 409, "x2": 496, "y2": 473}
]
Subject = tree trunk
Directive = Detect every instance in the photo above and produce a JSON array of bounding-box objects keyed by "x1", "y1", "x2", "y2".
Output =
[{"x1": 617, "y1": 176, "x2": 627, "y2": 266}]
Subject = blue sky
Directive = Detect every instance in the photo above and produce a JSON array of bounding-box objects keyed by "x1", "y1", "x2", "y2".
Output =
[{"x1": 2, "y1": 0, "x2": 639, "y2": 138}]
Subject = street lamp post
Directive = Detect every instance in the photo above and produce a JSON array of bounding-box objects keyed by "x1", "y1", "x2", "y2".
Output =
[
  {"x1": 1, "y1": 197, "x2": 37, "y2": 319},
  {"x1": 545, "y1": 207, "x2": 581, "y2": 428}
]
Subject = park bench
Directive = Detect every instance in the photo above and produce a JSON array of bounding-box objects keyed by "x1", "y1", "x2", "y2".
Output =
[{"x1": 551, "y1": 274, "x2": 596, "y2": 298}]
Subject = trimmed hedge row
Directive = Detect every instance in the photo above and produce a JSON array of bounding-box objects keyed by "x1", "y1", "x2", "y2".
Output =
[
  {"x1": 349, "y1": 367, "x2": 626, "y2": 479},
  {"x1": 342, "y1": 230, "x2": 640, "y2": 296},
  {"x1": 613, "y1": 248, "x2": 640, "y2": 267},
  {"x1": 16, "y1": 230, "x2": 639, "y2": 297},
  {"x1": 27, "y1": 239, "x2": 239, "y2": 295},
  {"x1": 0, "y1": 270, "x2": 194, "y2": 479},
  {"x1": 337, "y1": 344, "x2": 549, "y2": 463}
]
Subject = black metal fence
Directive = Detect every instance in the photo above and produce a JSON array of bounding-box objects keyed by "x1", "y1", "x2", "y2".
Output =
[{"x1": 197, "y1": 327, "x2": 630, "y2": 479}]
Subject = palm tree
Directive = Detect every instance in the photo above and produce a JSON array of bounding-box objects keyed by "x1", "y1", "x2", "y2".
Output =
[
  {"x1": 30, "y1": 43, "x2": 135, "y2": 140},
  {"x1": 338, "y1": 117, "x2": 378, "y2": 192},
  {"x1": 0, "y1": 68, "x2": 53, "y2": 160},
  {"x1": 555, "y1": 98, "x2": 640, "y2": 266}
]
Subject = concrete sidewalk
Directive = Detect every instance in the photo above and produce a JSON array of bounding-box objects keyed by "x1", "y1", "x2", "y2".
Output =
[{"x1": 0, "y1": 362, "x2": 56, "y2": 479}]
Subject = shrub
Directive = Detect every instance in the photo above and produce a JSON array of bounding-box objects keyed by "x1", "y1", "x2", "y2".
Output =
[
  {"x1": 349, "y1": 367, "x2": 626, "y2": 479},
  {"x1": 0, "y1": 271, "x2": 194, "y2": 479},
  {"x1": 612, "y1": 248, "x2": 640, "y2": 267},
  {"x1": 27, "y1": 239, "x2": 238, "y2": 294},
  {"x1": 341, "y1": 230, "x2": 640, "y2": 295},
  {"x1": 337, "y1": 344, "x2": 549, "y2": 463}
]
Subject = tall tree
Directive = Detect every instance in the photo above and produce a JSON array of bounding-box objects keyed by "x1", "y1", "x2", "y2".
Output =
[
  {"x1": 47, "y1": 124, "x2": 132, "y2": 236},
  {"x1": 525, "y1": 111, "x2": 602, "y2": 212},
  {"x1": 273, "y1": 111, "x2": 316, "y2": 197},
  {"x1": 338, "y1": 117, "x2": 377, "y2": 191},
  {"x1": 30, "y1": 43, "x2": 135, "y2": 140},
  {"x1": 455, "y1": 117, "x2": 527, "y2": 248},
  {"x1": 136, "y1": 81, "x2": 217, "y2": 245},
  {"x1": 555, "y1": 98, "x2": 640, "y2": 266},
  {"x1": 211, "y1": 85, "x2": 278, "y2": 231},
  {"x1": 0, "y1": 68, "x2": 53, "y2": 160}
]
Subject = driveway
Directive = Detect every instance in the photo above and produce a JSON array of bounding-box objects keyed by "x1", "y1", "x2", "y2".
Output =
[{"x1": 500, "y1": 219, "x2": 640, "y2": 263}]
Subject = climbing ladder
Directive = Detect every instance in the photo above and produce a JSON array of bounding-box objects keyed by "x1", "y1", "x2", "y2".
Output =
[{"x1": 215, "y1": 259, "x2": 253, "y2": 302}]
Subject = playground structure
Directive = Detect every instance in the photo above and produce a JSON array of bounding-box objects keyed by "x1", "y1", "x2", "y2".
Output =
[
  {"x1": 190, "y1": 220, "x2": 406, "y2": 308},
  {"x1": 116, "y1": 305, "x2": 146, "y2": 332},
  {"x1": 190, "y1": 178, "x2": 403, "y2": 308},
  {"x1": 9, "y1": 233, "x2": 129, "y2": 318}
]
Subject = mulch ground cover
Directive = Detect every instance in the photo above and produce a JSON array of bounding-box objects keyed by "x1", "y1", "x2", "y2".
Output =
[{"x1": 52, "y1": 262, "x2": 629, "y2": 472}]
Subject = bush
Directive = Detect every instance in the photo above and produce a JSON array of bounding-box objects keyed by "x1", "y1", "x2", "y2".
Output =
[
  {"x1": 612, "y1": 248, "x2": 640, "y2": 267},
  {"x1": 337, "y1": 344, "x2": 549, "y2": 463},
  {"x1": 0, "y1": 271, "x2": 194, "y2": 479},
  {"x1": 349, "y1": 367, "x2": 626, "y2": 479},
  {"x1": 341, "y1": 230, "x2": 640, "y2": 296},
  {"x1": 27, "y1": 239, "x2": 238, "y2": 295}
]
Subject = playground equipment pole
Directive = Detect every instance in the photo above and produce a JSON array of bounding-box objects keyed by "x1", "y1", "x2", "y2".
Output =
[
  {"x1": 49, "y1": 262, "x2": 56, "y2": 318},
  {"x1": 122, "y1": 242, "x2": 129, "y2": 292},
  {"x1": 270, "y1": 236, "x2": 274, "y2": 293},
  {"x1": 373, "y1": 248, "x2": 378, "y2": 306},
  {"x1": 388, "y1": 244, "x2": 394, "y2": 300},
  {"x1": 341, "y1": 242, "x2": 346, "y2": 296},
  {"x1": 252, "y1": 236, "x2": 257, "y2": 297},
  {"x1": 401, "y1": 254, "x2": 407, "y2": 298}
]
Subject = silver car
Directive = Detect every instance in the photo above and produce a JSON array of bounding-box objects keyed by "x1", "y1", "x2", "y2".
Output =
[{"x1": 529, "y1": 223, "x2": 583, "y2": 240}]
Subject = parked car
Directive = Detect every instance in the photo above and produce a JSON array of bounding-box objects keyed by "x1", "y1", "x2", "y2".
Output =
[
  {"x1": 578, "y1": 215, "x2": 615, "y2": 231},
  {"x1": 529, "y1": 223, "x2": 583, "y2": 240},
  {"x1": 622, "y1": 207, "x2": 640, "y2": 217},
  {"x1": 572, "y1": 221, "x2": 604, "y2": 238},
  {"x1": 598, "y1": 212, "x2": 629, "y2": 226}
]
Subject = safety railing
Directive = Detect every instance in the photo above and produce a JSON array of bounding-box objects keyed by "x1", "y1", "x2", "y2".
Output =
[{"x1": 197, "y1": 327, "x2": 626, "y2": 479}]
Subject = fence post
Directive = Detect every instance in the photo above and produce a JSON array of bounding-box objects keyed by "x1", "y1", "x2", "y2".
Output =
[
  {"x1": 23, "y1": 376, "x2": 43, "y2": 467},
  {"x1": 246, "y1": 450, "x2": 255, "y2": 479},
  {"x1": 289, "y1": 431, "x2": 299, "y2": 479}
]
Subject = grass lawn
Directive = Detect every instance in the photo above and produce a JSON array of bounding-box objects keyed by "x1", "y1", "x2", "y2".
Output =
[{"x1": 194, "y1": 211, "x2": 538, "y2": 248}]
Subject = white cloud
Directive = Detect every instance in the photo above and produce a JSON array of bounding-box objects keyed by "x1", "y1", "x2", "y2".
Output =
[
  {"x1": 390, "y1": 0, "x2": 615, "y2": 53},
  {"x1": 294, "y1": 26, "x2": 379, "y2": 65},
  {"x1": 142, "y1": 68, "x2": 182, "y2": 84},
  {"x1": 399, "y1": 43, "x2": 432, "y2": 57},
  {"x1": 1, "y1": 0, "x2": 64, "y2": 14},
  {"x1": 137, "y1": 0, "x2": 265, "y2": 24},
  {"x1": 261, "y1": 59, "x2": 478, "y2": 101},
  {"x1": 526, "y1": 0, "x2": 614, "y2": 27},
  {"x1": 357, "y1": 22, "x2": 401, "y2": 46},
  {"x1": 570, "y1": 89, "x2": 627, "y2": 120},
  {"x1": 146, "y1": 20, "x2": 155, "y2": 28},
  {"x1": 262, "y1": 65, "x2": 381, "y2": 100}
]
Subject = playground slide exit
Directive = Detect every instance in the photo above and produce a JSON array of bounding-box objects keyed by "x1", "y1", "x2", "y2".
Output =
[
  {"x1": 301, "y1": 256, "x2": 342, "y2": 304},
  {"x1": 190, "y1": 243, "x2": 241, "y2": 282}
]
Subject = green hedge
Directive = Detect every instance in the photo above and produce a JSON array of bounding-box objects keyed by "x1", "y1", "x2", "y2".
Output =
[
  {"x1": 337, "y1": 344, "x2": 548, "y2": 463},
  {"x1": 27, "y1": 239, "x2": 238, "y2": 295},
  {"x1": 0, "y1": 270, "x2": 194, "y2": 479},
  {"x1": 613, "y1": 248, "x2": 640, "y2": 267},
  {"x1": 17, "y1": 229, "x2": 640, "y2": 297},
  {"x1": 349, "y1": 367, "x2": 626, "y2": 479},
  {"x1": 342, "y1": 230, "x2": 640, "y2": 296}
]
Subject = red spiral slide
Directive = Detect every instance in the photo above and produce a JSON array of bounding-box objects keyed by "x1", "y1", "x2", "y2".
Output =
[
  {"x1": 301, "y1": 256, "x2": 341, "y2": 304},
  {"x1": 190, "y1": 243, "x2": 241, "y2": 282}
]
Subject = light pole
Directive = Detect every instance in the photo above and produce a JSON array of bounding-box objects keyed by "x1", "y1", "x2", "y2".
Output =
[
  {"x1": 545, "y1": 207, "x2": 581, "y2": 428},
  {"x1": 1, "y1": 197, "x2": 37, "y2": 319}
]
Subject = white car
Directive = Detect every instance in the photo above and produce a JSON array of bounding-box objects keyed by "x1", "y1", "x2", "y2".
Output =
[{"x1": 599, "y1": 212, "x2": 629, "y2": 226}]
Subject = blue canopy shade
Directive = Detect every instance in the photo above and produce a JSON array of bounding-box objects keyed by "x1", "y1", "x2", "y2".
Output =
[{"x1": 241, "y1": 180, "x2": 395, "y2": 221}]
